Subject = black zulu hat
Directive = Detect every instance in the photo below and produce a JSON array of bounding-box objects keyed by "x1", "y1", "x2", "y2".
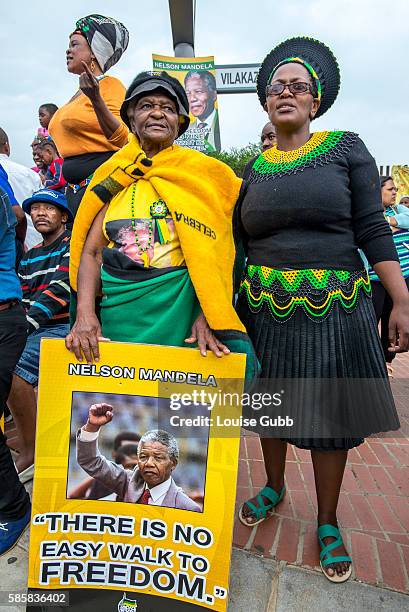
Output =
[{"x1": 257, "y1": 36, "x2": 341, "y2": 119}]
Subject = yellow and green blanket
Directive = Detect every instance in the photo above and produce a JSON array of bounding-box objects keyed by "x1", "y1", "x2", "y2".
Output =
[{"x1": 70, "y1": 133, "x2": 245, "y2": 334}]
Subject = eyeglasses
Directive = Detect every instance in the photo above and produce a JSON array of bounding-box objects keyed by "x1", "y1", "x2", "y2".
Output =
[{"x1": 266, "y1": 82, "x2": 313, "y2": 96}]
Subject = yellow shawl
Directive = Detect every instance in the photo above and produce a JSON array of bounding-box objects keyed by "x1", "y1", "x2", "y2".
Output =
[{"x1": 70, "y1": 133, "x2": 245, "y2": 333}]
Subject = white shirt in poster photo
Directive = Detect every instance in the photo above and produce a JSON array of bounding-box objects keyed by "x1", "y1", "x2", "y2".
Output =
[
  {"x1": 191, "y1": 107, "x2": 217, "y2": 130},
  {"x1": 144, "y1": 476, "x2": 172, "y2": 506}
]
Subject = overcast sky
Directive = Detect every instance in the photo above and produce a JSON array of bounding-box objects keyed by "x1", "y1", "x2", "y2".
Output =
[{"x1": 1, "y1": 0, "x2": 408, "y2": 167}]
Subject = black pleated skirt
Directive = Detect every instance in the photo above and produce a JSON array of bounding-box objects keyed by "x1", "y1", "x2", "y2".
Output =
[{"x1": 236, "y1": 281, "x2": 400, "y2": 450}]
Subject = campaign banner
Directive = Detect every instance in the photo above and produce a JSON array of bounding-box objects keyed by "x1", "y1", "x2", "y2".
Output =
[
  {"x1": 392, "y1": 165, "x2": 409, "y2": 202},
  {"x1": 27, "y1": 339, "x2": 245, "y2": 611},
  {"x1": 152, "y1": 54, "x2": 221, "y2": 154}
]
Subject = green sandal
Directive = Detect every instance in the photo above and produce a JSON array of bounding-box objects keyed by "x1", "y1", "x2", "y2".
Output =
[
  {"x1": 318, "y1": 524, "x2": 352, "y2": 583},
  {"x1": 238, "y1": 485, "x2": 286, "y2": 527}
]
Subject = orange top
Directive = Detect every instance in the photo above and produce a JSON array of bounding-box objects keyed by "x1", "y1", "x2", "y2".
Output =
[{"x1": 48, "y1": 76, "x2": 129, "y2": 158}]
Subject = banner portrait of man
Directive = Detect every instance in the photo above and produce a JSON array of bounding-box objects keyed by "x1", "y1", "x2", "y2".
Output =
[
  {"x1": 392, "y1": 165, "x2": 409, "y2": 203},
  {"x1": 152, "y1": 54, "x2": 221, "y2": 153}
]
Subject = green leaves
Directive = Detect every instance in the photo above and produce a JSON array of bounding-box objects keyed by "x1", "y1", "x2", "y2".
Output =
[{"x1": 209, "y1": 143, "x2": 260, "y2": 177}]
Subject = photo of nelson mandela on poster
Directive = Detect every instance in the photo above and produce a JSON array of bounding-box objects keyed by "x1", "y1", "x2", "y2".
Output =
[{"x1": 76, "y1": 403, "x2": 201, "y2": 512}]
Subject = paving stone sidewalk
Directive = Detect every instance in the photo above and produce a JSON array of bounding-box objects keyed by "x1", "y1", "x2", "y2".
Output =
[
  {"x1": 3, "y1": 540, "x2": 408, "y2": 612},
  {"x1": 233, "y1": 353, "x2": 409, "y2": 595},
  {"x1": 2, "y1": 357, "x2": 408, "y2": 610},
  {"x1": 228, "y1": 550, "x2": 408, "y2": 612}
]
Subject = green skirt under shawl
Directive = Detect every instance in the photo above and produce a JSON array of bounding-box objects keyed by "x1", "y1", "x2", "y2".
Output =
[
  {"x1": 98, "y1": 266, "x2": 259, "y2": 384},
  {"x1": 100, "y1": 267, "x2": 201, "y2": 346}
]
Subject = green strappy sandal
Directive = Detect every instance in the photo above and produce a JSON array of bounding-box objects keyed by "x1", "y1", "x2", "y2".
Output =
[
  {"x1": 318, "y1": 524, "x2": 352, "y2": 583},
  {"x1": 238, "y1": 485, "x2": 286, "y2": 527}
]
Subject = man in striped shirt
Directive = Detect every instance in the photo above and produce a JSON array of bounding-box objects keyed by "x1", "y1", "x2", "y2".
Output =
[{"x1": 7, "y1": 190, "x2": 72, "y2": 481}]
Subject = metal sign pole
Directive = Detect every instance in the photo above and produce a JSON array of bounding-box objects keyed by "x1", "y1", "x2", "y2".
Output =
[
  {"x1": 168, "y1": 0, "x2": 196, "y2": 57},
  {"x1": 168, "y1": 1, "x2": 259, "y2": 92}
]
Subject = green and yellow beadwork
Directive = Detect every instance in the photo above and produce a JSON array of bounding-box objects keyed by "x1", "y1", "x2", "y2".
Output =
[
  {"x1": 250, "y1": 131, "x2": 358, "y2": 181},
  {"x1": 150, "y1": 199, "x2": 169, "y2": 218},
  {"x1": 239, "y1": 265, "x2": 371, "y2": 322},
  {"x1": 130, "y1": 186, "x2": 171, "y2": 267}
]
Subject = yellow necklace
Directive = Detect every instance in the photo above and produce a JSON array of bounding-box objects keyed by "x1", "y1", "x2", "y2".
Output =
[{"x1": 263, "y1": 131, "x2": 329, "y2": 163}]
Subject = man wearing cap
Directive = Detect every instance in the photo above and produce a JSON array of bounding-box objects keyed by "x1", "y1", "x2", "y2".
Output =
[{"x1": 7, "y1": 189, "x2": 72, "y2": 481}]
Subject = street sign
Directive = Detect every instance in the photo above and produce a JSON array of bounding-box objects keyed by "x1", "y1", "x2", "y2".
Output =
[{"x1": 215, "y1": 63, "x2": 260, "y2": 94}]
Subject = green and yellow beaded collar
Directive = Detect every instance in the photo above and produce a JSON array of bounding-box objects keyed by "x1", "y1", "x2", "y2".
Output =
[
  {"x1": 240, "y1": 265, "x2": 371, "y2": 322},
  {"x1": 249, "y1": 130, "x2": 358, "y2": 182}
]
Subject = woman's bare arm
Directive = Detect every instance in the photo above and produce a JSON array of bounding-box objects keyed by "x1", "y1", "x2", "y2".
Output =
[
  {"x1": 65, "y1": 204, "x2": 109, "y2": 363},
  {"x1": 91, "y1": 96, "x2": 121, "y2": 141},
  {"x1": 373, "y1": 260, "x2": 409, "y2": 353},
  {"x1": 79, "y1": 62, "x2": 122, "y2": 140}
]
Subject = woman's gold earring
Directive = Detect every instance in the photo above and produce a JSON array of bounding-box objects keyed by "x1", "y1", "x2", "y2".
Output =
[{"x1": 90, "y1": 59, "x2": 95, "y2": 73}]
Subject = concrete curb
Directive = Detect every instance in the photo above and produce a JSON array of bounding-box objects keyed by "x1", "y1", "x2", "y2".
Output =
[{"x1": 228, "y1": 549, "x2": 409, "y2": 611}]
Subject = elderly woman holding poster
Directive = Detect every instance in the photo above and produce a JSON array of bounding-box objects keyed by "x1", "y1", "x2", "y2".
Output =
[{"x1": 66, "y1": 71, "x2": 255, "y2": 376}]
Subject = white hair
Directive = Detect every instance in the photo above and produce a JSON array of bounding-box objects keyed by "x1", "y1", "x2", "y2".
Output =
[{"x1": 138, "y1": 429, "x2": 179, "y2": 461}]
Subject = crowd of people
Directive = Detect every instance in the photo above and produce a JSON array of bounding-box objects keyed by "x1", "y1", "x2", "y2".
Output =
[{"x1": 1, "y1": 14, "x2": 408, "y2": 590}]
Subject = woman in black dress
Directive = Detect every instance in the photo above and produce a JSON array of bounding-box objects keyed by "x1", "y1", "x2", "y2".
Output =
[{"x1": 236, "y1": 37, "x2": 409, "y2": 583}]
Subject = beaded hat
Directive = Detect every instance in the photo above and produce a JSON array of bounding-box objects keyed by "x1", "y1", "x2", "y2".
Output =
[{"x1": 257, "y1": 37, "x2": 340, "y2": 119}]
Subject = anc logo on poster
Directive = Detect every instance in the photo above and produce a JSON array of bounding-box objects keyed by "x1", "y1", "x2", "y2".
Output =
[{"x1": 118, "y1": 592, "x2": 138, "y2": 611}]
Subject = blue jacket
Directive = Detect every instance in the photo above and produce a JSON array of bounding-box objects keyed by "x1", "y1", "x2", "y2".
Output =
[{"x1": 0, "y1": 184, "x2": 22, "y2": 301}]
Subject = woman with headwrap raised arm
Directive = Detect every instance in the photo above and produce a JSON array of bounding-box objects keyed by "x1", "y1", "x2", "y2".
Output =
[{"x1": 49, "y1": 14, "x2": 129, "y2": 221}]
